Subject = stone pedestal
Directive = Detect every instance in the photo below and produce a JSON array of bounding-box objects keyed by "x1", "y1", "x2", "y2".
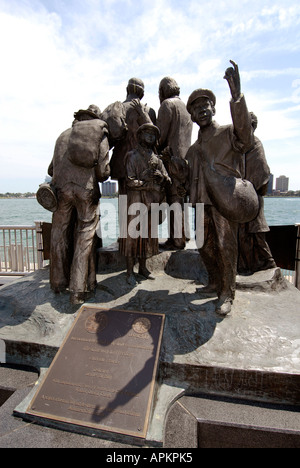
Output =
[{"x1": 1, "y1": 244, "x2": 300, "y2": 447}]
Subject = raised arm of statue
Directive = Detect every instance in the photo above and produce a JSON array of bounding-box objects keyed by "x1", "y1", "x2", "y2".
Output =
[
  {"x1": 225, "y1": 60, "x2": 254, "y2": 152},
  {"x1": 224, "y1": 60, "x2": 241, "y2": 101},
  {"x1": 130, "y1": 98, "x2": 152, "y2": 125}
]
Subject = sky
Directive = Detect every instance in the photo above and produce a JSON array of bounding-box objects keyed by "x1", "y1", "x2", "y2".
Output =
[{"x1": 0, "y1": 0, "x2": 300, "y2": 193}]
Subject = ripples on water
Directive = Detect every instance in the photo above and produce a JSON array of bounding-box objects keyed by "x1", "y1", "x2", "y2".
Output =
[{"x1": 264, "y1": 198, "x2": 300, "y2": 227}]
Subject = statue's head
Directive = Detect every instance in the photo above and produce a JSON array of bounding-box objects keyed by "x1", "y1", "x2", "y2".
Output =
[
  {"x1": 74, "y1": 104, "x2": 102, "y2": 121},
  {"x1": 159, "y1": 76, "x2": 180, "y2": 103},
  {"x1": 187, "y1": 89, "x2": 216, "y2": 128},
  {"x1": 137, "y1": 123, "x2": 160, "y2": 147},
  {"x1": 127, "y1": 77, "x2": 145, "y2": 99}
]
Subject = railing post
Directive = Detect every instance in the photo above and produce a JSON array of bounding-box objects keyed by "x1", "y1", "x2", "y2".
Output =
[
  {"x1": 296, "y1": 224, "x2": 300, "y2": 290},
  {"x1": 35, "y1": 221, "x2": 44, "y2": 270}
]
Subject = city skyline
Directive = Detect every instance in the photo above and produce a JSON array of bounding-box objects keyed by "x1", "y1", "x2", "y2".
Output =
[
  {"x1": 268, "y1": 173, "x2": 294, "y2": 194},
  {"x1": 275, "y1": 175, "x2": 289, "y2": 193},
  {"x1": 101, "y1": 181, "x2": 118, "y2": 197}
]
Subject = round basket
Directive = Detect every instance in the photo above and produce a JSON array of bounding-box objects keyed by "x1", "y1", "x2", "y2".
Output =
[{"x1": 36, "y1": 183, "x2": 57, "y2": 212}]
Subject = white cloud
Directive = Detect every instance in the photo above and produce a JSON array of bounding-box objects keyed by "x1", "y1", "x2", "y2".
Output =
[
  {"x1": 0, "y1": 0, "x2": 300, "y2": 191},
  {"x1": 0, "y1": 5, "x2": 121, "y2": 189}
]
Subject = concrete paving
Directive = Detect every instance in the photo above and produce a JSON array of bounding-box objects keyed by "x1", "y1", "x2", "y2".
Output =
[
  {"x1": 0, "y1": 276, "x2": 23, "y2": 287},
  {"x1": 0, "y1": 365, "x2": 137, "y2": 448}
]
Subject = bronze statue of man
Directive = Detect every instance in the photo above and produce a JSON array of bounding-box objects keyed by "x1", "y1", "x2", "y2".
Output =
[
  {"x1": 157, "y1": 76, "x2": 193, "y2": 250},
  {"x1": 238, "y1": 112, "x2": 276, "y2": 273},
  {"x1": 186, "y1": 61, "x2": 254, "y2": 315},
  {"x1": 48, "y1": 105, "x2": 110, "y2": 304},
  {"x1": 119, "y1": 123, "x2": 170, "y2": 286},
  {"x1": 109, "y1": 78, "x2": 156, "y2": 195}
]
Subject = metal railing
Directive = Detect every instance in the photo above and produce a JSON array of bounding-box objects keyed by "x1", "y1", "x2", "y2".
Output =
[
  {"x1": 280, "y1": 224, "x2": 299, "y2": 288},
  {"x1": 0, "y1": 222, "x2": 44, "y2": 276},
  {"x1": 296, "y1": 224, "x2": 300, "y2": 290},
  {"x1": 281, "y1": 269, "x2": 296, "y2": 285},
  {"x1": 0, "y1": 221, "x2": 299, "y2": 290}
]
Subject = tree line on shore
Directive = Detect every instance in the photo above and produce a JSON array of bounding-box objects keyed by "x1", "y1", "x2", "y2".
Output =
[
  {"x1": 267, "y1": 190, "x2": 300, "y2": 197},
  {"x1": 0, "y1": 192, "x2": 36, "y2": 198}
]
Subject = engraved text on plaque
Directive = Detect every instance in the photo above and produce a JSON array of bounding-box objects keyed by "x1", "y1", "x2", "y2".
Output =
[{"x1": 26, "y1": 307, "x2": 165, "y2": 439}]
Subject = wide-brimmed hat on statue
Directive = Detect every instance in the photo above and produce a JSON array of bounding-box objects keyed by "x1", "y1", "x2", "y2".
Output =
[
  {"x1": 136, "y1": 123, "x2": 160, "y2": 139},
  {"x1": 187, "y1": 89, "x2": 216, "y2": 114},
  {"x1": 74, "y1": 104, "x2": 102, "y2": 120}
]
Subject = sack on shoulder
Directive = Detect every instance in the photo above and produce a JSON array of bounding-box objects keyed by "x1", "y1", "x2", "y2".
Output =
[
  {"x1": 101, "y1": 101, "x2": 127, "y2": 143},
  {"x1": 67, "y1": 120, "x2": 107, "y2": 168}
]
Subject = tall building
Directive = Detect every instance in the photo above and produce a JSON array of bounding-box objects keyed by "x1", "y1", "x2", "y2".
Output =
[
  {"x1": 267, "y1": 174, "x2": 274, "y2": 195},
  {"x1": 275, "y1": 175, "x2": 289, "y2": 193},
  {"x1": 101, "y1": 181, "x2": 117, "y2": 196}
]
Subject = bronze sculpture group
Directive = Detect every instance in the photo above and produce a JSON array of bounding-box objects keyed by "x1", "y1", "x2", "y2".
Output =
[{"x1": 39, "y1": 61, "x2": 276, "y2": 314}]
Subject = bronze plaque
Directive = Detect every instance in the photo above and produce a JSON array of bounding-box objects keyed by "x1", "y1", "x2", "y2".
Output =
[{"x1": 26, "y1": 307, "x2": 165, "y2": 439}]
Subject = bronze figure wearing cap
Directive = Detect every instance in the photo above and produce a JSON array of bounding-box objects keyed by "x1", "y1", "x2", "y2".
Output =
[
  {"x1": 186, "y1": 89, "x2": 216, "y2": 114},
  {"x1": 186, "y1": 61, "x2": 255, "y2": 316},
  {"x1": 108, "y1": 78, "x2": 157, "y2": 195}
]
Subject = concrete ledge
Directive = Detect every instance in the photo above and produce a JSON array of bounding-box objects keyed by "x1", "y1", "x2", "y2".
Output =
[
  {"x1": 165, "y1": 394, "x2": 300, "y2": 448},
  {"x1": 164, "y1": 399, "x2": 198, "y2": 448},
  {"x1": 0, "y1": 364, "x2": 39, "y2": 392}
]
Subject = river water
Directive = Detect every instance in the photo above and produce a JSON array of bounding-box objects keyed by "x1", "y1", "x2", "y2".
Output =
[{"x1": 0, "y1": 197, "x2": 299, "y2": 247}]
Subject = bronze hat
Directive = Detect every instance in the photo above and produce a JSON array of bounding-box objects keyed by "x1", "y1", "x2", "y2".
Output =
[
  {"x1": 136, "y1": 123, "x2": 160, "y2": 139},
  {"x1": 74, "y1": 104, "x2": 102, "y2": 120},
  {"x1": 187, "y1": 89, "x2": 216, "y2": 114},
  {"x1": 127, "y1": 77, "x2": 145, "y2": 92}
]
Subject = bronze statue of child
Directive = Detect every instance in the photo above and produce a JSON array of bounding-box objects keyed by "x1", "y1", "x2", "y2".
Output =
[{"x1": 119, "y1": 123, "x2": 171, "y2": 285}]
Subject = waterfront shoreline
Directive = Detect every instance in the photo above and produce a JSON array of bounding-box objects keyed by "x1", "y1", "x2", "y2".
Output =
[{"x1": 1, "y1": 197, "x2": 300, "y2": 230}]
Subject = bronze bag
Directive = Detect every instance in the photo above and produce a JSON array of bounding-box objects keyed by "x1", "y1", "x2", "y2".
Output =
[
  {"x1": 67, "y1": 120, "x2": 106, "y2": 168},
  {"x1": 36, "y1": 183, "x2": 58, "y2": 212}
]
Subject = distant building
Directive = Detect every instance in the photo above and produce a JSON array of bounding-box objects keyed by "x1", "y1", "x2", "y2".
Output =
[
  {"x1": 276, "y1": 175, "x2": 289, "y2": 193},
  {"x1": 267, "y1": 174, "x2": 274, "y2": 195},
  {"x1": 101, "y1": 181, "x2": 117, "y2": 196}
]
